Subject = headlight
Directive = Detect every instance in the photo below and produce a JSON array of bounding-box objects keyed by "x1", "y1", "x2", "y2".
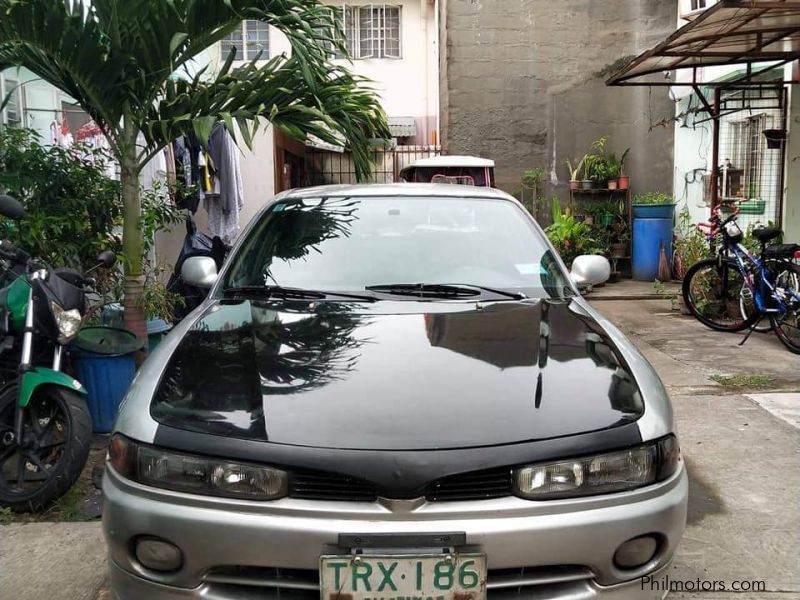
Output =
[
  {"x1": 50, "y1": 301, "x2": 82, "y2": 344},
  {"x1": 108, "y1": 434, "x2": 288, "y2": 500},
  {"x1": 512, "y1": 436, "x2": 681, "y2": 500}
]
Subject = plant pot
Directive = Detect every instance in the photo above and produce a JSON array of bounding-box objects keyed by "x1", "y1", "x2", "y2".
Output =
[
  {"x1": 607, "y1": 180, "x2": 618, "y2": 190},
  {"x1": 591, "y1": 180, "x2": 602, "y2": 189},
  {"x1": 569, "y1": 180, "x2": 580, "y2": 191},
  {"x1": 580, "y1": 180, "x2": 593, "y2": 190},
  {"x1": 611, "y1": 242, "x2": 627, "y2": 258},
  {"x1": 763, "y1": 129, "x2": 787, "y2": 150},
  {"x1": 584, "y1": 215, "x2": 595, "y2": 226},
  {"x1": 632, "y1": 203, "x2": 676, "y2": 219},
  {"x1": 617, "y1": 175, "x2": 630, "y2": 190},
  {"x1": 608, "y1": 271, "x2": 621, "y2": 284},
  {"x1": 600, "y1": 212, "x2": 615, "y2": 227}
]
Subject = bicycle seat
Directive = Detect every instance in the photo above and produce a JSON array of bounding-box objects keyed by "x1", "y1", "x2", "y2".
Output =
[
  {"x1": 752, "y1": 226, "x2": 782, "y2": 243},
  {"x1": 764, "y1": 243, "x2": 800, "y2": 259}
]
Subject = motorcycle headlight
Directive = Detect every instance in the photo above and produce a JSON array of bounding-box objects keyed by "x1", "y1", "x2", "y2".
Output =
[
  {"x1": 512, "y1": 436, "x2": 681, "y2": 500},
  {"x1": 50, "y1": 301, "x2": 82, "y2": 345},
  {"x1": 109, "y1": 434, "x2": 288, "y2": 501}
]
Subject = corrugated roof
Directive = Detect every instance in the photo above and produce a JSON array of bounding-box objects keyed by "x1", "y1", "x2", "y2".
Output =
[{"x1": 608, "y1": 0, "x2": 800, "y2": 86}]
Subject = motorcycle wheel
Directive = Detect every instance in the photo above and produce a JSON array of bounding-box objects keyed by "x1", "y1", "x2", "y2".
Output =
[{"x1": 0, "y1": 386, "x2": 91, "y2": 512}]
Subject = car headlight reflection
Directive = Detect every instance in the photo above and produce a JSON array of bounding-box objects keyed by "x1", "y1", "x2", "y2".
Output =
[
  {"x1": 109, "y1": 434, "x2": 288, "y2": 500},
  {"x1": 513, "y1": 436, "x2": 681, "y2": 500},
  {"x1": 50, "y1": 301, "x2": 82, "y2": 345}
]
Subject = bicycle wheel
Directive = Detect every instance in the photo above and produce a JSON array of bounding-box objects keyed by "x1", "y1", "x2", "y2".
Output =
[
  {"x1": 770, "y1": 265, "x2": 800, "y2": 354},
  {"x1": 683, "y1": 258, "x2": 759, "y2": 332}
]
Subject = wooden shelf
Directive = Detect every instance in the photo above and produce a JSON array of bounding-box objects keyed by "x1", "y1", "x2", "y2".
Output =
[{"x1": 570, "y1": 188, "x2": 629, "y2": 194}]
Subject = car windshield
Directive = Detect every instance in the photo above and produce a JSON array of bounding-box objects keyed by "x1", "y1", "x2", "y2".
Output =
[{"x1": 222, "y1": 195, "x2": 572, "y2": 299}]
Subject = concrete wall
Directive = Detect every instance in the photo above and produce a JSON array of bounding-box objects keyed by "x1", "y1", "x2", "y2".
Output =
[{"x1": 440, "y1": 0, "x2": 677, "y2": 197}]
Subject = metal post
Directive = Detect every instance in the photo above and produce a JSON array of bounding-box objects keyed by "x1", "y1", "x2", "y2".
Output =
[{"x1": 711, "y1": 87, "x2": 722, "y2": 213}]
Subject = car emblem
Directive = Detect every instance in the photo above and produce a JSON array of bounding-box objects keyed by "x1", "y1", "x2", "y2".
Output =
[{"x1": 376, "y1": 497, "x2": 426, "y2": 512}]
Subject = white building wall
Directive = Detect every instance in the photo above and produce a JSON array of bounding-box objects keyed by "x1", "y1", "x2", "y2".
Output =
[{"x1": 232, "y1": 0, "x2": 440, "y2": 232}]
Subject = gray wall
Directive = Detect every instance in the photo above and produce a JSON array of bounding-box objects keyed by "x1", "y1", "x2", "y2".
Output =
[{"x1": 440, "y1": 0, "x2": 677, "y2": 198}]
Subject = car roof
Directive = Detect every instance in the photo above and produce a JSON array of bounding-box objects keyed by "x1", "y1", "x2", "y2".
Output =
[
  {"x1": 275, "y1": 183, "x2": 514, "y2": 201},
  {"x1": 405, "y1": 155, "x2": 495, "y2": 168}
]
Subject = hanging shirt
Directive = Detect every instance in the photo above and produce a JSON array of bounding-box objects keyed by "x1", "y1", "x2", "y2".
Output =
[{"x1": 202, "y1": 123, "x2": 244, "y2": 245}]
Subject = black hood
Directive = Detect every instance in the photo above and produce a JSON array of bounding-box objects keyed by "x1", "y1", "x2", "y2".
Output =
[{"x1": 151, "y1": 299, "x2": 643, "y2": 451}]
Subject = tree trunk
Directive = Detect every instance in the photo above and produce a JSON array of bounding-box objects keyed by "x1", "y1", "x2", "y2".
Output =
[{"x1": 120, "y1": 152, "x2": 148, "y2": 351}]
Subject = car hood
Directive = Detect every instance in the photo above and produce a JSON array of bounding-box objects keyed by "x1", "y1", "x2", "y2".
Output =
[{"x1": 151, "y1": 299, "x2": 643, "y2": 450}]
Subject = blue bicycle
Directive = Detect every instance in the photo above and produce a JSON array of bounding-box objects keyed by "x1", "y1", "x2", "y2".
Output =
[{"x1": 682, "y1": 205, "x2": 800, "y2": 354}]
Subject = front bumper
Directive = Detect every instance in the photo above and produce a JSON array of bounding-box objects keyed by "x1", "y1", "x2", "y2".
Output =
[{"x1": 103, "y1": 465, "x2": 687, "y2": 600}]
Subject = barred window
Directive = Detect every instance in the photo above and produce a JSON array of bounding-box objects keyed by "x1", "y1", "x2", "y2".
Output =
[
  {"x1": 327, "y1": 4, "x2": 402, "y2": 60},
  {"x1": 221, "y1": 20, "x2": 270, "y2": 61}
]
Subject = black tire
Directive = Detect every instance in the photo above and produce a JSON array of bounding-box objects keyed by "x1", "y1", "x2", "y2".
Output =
[
  {"x1": 770, "y1": 266, "x2": 800, "y2": 354},
  {"x1": 682, "y1": 258, "x2": 759, "y2": 332},
  {"x1": 0, "y1": 386, "x2": 91, "y2": 512}
]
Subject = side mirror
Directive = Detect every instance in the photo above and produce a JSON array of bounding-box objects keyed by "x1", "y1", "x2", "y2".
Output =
[
  {"x1": 181, "y1": 256, "x2": 218, "y2": 289},
  {"x1": 96, "y1": 250, "x2": 117, "y2": 268},
  {"x1": 0, "y1": 195, "x2": 27, "y2": 220},
  {"x1": 570, "y1": 255, "x2": 611, "y2": 289}
]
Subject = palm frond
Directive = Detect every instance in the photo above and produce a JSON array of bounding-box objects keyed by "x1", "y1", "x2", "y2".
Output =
[
  {"x1": 0, "y1": 0, "x2": 388, "y2": 179},
  {"x1": 142, "y1": 54, "x2": 388, "y2": 179}
]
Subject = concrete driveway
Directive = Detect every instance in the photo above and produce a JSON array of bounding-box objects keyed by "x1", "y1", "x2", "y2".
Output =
[
  {"x1": 595, "y1": 295, "x2": 800, "y2": 599},
  {"x1": 1, "y1": 292, "x2": 798, "y2": 600}
]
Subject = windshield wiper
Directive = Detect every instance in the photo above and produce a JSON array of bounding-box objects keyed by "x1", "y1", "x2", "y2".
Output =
[
  {"x1": 365, "y1": 283, "x2": 525, "y2": 300},
  {"x1": 223, "y1": 285, "x2": 376, "y2": 302}
]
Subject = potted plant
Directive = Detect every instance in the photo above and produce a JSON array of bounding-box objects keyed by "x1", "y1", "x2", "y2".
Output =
[
  {"x1": 763, "y1": 129, "x2": 787, "y2": 150},
  {"x1": 605, "y1": 151, "x2": 624, "y2": 190},
  {"x1": 616, "y1": 148, "x2": 631, "y2": 189},
  {"x1": 610, "y1": 238, "x2": 628, "y2": 258},
  {"x1": 565, "y1": 157, "x2": 585, "y2": 191},
  {"x1": 545, "y1": 199, "x2": 594, "y2": 267},
  {"x1": 631, "y1": 192, "x2": 676, "y2": 219},
  {"x1": 589, "y1": 158, "x2": 610, "y2": 189},
  {"x1": 579, "y1": 155, "x2": 594, "y2": 190}
]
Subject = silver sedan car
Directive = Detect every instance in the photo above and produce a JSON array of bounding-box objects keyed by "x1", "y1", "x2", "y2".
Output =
[{"x1": 103, "y1": 184, "x2": 687, "y2": 600}]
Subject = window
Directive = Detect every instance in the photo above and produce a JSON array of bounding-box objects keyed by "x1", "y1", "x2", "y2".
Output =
[
  {"x1": 224, "y1": 196, "x2": 570, "y2": 299},
  {"x1": 221, "y1": 20, "x2": 270, "y2": 61},
  {"x1": 728, "y1": 114, "x2": 769, "y2": 199},
  {"x1": 328, "y1": 4, "x2": 402, "y2": 59},
  {"x1": 690, "y1": 0, "x2": 707, "y2": 9},
  {"x1": 0, "y1": 77, "x2": 22, "y2": 128}
]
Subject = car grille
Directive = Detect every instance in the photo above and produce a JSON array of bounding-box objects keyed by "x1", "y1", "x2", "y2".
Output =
[
  {"x1": 289, "y1": 471, "x2": 377, "y2": 502},
  {"x1": 425, "y1": 467, "x2": 512, "y2": 501},
  {"x1": 288, "y1": 467, "x2": 513, "y2": 503},
  {"x1": 202, "y1": 565, "x2": 595, "y2": 599}
]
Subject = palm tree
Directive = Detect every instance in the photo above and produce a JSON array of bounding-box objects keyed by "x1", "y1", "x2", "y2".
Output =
[{"x1": 0, "y1": 0, "x2": 388, "y2": 341}]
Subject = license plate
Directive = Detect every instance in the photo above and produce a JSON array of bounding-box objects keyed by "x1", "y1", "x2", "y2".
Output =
[{"x1": 320, "y1": 554, "x2": 487, "y2": 600}]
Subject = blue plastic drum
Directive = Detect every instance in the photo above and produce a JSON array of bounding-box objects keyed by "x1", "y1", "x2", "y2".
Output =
[
  {"x1": 633, "y1": 218, "x2": 673, "y2": 282},
  {"x1": 71, "y1": 327, "x2": 142, "y2": 433}
]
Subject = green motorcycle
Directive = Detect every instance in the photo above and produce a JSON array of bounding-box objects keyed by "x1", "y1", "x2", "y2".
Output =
[{"x1": 0, "y1": 194, "x2": 116, "y2": 511}]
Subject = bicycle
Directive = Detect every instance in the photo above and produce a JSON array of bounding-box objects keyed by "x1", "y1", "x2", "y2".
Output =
[{"x1": 682, "y1": 204, "x2": 800, "y2": 354}]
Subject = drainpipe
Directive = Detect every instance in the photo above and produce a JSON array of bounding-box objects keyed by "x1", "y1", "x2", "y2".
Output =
[
  {"x1": 433, "y1": 0, "x2": 440, "y2": 145},
  {"x1": 421, "y1": 0, "x2": 429, "y2": 145}
]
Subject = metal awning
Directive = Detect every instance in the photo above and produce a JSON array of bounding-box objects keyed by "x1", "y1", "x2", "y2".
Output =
[{"x1": 608, "y1": 0, "x2": 800, "y2": 86}]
